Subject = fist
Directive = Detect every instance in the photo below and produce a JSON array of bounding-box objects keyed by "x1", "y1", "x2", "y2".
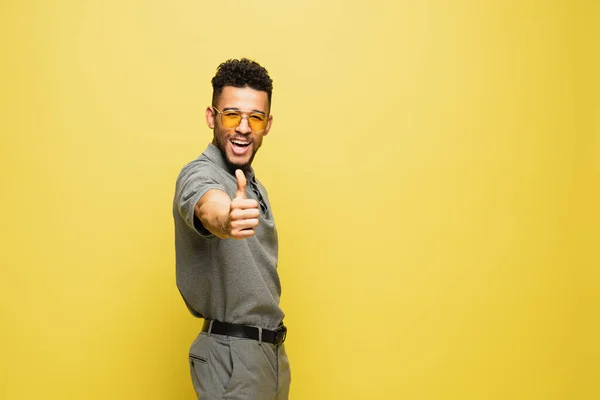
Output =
[{"x1": 227, "y1": 169, "x2": 260, "y2": 239}]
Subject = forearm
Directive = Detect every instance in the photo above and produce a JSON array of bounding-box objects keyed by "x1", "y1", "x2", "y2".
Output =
[{"x1": 194, "y1": 191, "x2": 232, "y2": 239}]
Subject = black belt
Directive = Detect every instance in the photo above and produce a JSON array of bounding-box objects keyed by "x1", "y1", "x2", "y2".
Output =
[{"x1": 202, "y1": 319, "x2": 287, "y2": 345}]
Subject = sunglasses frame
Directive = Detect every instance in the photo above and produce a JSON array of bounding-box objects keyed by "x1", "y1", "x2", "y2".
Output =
[{"x1": 212, "y1": 107, "x2": 269, "y2": 133}]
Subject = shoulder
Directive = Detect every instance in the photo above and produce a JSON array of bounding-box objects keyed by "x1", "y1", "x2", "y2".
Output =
[
  {"x1": 175, "y1": 155, "x2": 237, "y2": 199},
  {"x1": 178, "y1": 154, "x2": 220, "y2": 180}
]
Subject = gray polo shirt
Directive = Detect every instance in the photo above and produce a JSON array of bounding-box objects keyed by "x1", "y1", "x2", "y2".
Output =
[{"x1": 173, "y1": 144, "x2": 284, "y2": 330}]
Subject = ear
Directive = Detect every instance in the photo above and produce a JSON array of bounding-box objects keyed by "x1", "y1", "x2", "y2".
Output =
[
  {"x1": 206, "y1": 106, "x2": 216, "y2": 129},
  {"x1": 263, "y1": 114, "x2": 273, "y2": 136}
]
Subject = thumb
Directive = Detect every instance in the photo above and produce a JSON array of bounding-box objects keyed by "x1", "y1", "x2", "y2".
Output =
[{"x1": 235, "y1": 169, "x2": 247, "y2": 199}]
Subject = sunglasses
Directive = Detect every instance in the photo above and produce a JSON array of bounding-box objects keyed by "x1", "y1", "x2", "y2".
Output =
[{"x1": 213, "y1": 107, "x2": 269, "y2": 133}]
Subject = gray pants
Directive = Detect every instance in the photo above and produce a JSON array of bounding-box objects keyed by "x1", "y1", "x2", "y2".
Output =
[{"x1": 189, "y1": 331, "x2": 291, "y2": 399}]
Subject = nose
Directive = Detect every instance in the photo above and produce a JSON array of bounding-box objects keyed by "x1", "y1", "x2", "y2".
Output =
[{"x1": 235, "y1": 116, "x2": 252, "y2": 134}]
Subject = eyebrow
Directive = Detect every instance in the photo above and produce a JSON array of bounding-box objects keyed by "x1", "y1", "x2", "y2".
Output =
[{"x1": 223, "y1": 107, "x2": 266, "y2": 116}]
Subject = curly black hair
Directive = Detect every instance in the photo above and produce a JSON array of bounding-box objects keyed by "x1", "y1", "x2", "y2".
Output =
[{"x1": 211, "y1": 58, "x2": 273, "y2": 107}]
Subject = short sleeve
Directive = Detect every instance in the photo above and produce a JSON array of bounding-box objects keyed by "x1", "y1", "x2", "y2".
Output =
[{"x1": 175, "y1": 162, "x2": 227, "y2": 236}]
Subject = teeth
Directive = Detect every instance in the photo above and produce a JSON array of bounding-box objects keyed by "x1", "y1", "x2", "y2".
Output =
[{"x1": 232, "y1": 140, "x2": 249, "y2": 146}]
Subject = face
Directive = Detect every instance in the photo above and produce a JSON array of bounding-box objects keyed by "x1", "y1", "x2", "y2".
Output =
[{"x1": 206, "y1": 86, "x2": 272, "y2": 170}]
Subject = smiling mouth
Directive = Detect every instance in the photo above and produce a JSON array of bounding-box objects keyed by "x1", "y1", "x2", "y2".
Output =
[
  {"x1": 230, "y1": 139, "x2": 251, "y2": 148},
  {"x1": 230, "y1": 138, "x2": 252, "y2": 156}
]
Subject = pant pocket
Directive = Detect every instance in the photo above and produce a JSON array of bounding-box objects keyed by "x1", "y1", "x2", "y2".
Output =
[
  {"x1": 189, "y1": 354, "x2": 207, "y2": 364},
  {"x1": 189, "y1": 334, "x2": 233, "y2": 398}
]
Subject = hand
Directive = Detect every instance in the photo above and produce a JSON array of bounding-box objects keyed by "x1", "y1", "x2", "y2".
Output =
[{"x1": 227, "y1": 169, "x2": 260, "y2": 239}]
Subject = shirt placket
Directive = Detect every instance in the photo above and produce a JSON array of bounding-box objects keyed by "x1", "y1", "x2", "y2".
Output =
[{"x1": 249, "y1": 177, "x2": 268, "y2": 215}]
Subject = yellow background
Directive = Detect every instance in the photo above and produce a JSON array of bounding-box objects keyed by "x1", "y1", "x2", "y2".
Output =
[{"x1": 1, "y1": 1, "x2": 598, "y2": 399}]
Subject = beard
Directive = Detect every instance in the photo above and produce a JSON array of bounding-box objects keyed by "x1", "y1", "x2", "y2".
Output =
[{"x1": 212, "y1": 132, "x2": 261, "y2": 171}]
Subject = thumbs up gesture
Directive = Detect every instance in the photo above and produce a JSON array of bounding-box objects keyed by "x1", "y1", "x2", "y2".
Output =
[{"x1": 227, "y1": 169, "x2": 260, "y2": 239}]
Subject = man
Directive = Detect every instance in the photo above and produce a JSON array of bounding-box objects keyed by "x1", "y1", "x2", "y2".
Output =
[{"x1": 173, "y1": 58, "x2": 290, "y2": 399}]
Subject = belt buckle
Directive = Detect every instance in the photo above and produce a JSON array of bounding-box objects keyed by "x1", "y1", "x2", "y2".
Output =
[{"x1": 275, "y1": 325, "x2": 287, "y2": 345}]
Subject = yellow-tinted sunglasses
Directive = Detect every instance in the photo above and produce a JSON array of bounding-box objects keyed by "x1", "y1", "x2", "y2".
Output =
[{"x1": 213, "y1": 107, "x2": 268, "y2": 133}]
